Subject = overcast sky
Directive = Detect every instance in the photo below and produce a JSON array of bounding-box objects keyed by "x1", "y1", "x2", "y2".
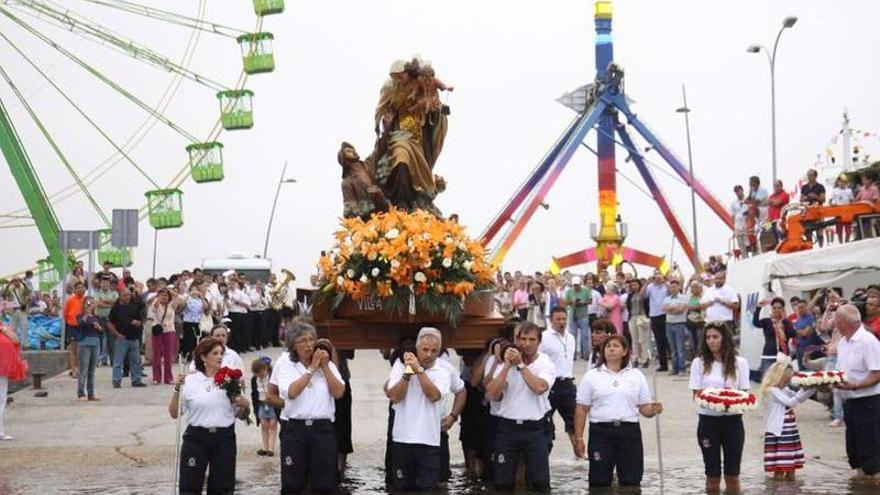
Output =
[{"x1": 1, "y1": 0, "x2": 879, "y2": 282}]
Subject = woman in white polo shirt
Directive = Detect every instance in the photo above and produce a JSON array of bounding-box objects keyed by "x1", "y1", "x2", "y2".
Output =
[
  {"x1": 273, "y1": 321, "x2": 345, "y2": 494},
  {"x1": 169, "y1": 337, "x2": 250, "y2": 495},
  {"x1": 573, "y1": 334, "x2": 662, "y2": 488},
  {"x1": 689, "y1": 322, "x2": 751, "y2": 493}
]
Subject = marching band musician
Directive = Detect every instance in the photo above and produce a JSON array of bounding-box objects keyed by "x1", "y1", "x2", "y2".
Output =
[
  {"x1": 485, "y1": 321, "x2": 556, "y2": 493},
  {"x1": 247, "y1": 279, "x2": 270, "y2": 350},
  {"x1": 538, "y1": 306, "x2": 577, "y2": 451},
  {"x1": 573, "y1": 335, "x2": 662, "y2": 488},
  {"x1": 169, "y1": 337, "x2": 251, "y2": 495},
  {"x1": 226, "y1": 280, "x2": 251, "y2": 352},
  {"x1": 273, "y1": 321, "x2": 345, "y2": 494},
  {"x1": 385, "y1": 327, "x2": 451, "y2": 492}
]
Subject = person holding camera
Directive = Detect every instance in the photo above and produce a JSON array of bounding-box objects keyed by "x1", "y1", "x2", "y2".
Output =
[
  {"x1": 274, "y1": 321, "x2": 345, "y2": 494},
  {"x1": 180, "y1": 285, "x2": 210, "y2": 360},
  {"x1": 169, "y1": 337, "x2": 251, "y2": 495},
  {"x1": 485, "y1": 321, "x2": 556, "y2": 493},
  {"x1": 149, "y1": 287, "x2": 185, "y2": 385},
  {"x1": 385, "y1": 327, "x2": 451, "y2": 492}
]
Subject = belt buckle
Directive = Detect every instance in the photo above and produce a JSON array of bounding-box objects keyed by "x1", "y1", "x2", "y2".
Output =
[
  {"x1": 305, "y1": 419, "x2": 314, "y2": 426},
  {"x1": 208, "y1": 427, "x2": 217, "y2": 433},
  {"x1": 612, "y1": 420, "x2": 621, "y2": 427},
  {"x1": 515, "y1": 419, "x2": 524, "y2": 425}
]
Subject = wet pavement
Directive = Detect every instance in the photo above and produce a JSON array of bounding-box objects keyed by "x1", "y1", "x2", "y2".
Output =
[{"x1": 2, "y1": 348, "x2": 878, "y2": 494}]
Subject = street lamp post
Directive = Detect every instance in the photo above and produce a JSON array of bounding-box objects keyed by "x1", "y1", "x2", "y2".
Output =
[
  {"x1": 747, "y1": 15, "x2": 798, "y2": 185},
  {"x1": 262, "y1": 160, "x2": 297, "y2": 259},
  {"x1": 675, "y1": 84, "x2": 699, "y2": 268}
]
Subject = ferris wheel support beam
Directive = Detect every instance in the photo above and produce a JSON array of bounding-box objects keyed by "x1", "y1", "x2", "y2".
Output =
[{"x1": 0, "y1": 97, "x2": 67, "y2": 276}]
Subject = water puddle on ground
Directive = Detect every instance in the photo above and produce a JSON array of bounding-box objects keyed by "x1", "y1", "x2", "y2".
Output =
[{"x1": 7, "y1": 461, "x2": 880, "y2": 494}]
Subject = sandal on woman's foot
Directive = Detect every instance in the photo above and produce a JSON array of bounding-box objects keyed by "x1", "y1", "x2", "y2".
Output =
[
  {"x1": 256, "y1": 449, "x2": 266, "y2": 456},
  {"x1": 265, "y1": 451, "x2": 274, "y2": 457}
]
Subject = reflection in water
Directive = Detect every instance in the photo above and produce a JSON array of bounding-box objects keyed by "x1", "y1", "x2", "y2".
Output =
[{"x1": 8, "y1": 461, "x2": 880, "y2": 494}]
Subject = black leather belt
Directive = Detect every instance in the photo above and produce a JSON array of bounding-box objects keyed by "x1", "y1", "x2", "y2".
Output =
[
  {"x1": 499, "y1": 417, "x2": 545, "y2": 427},
  {"x1": 289, "y1": 418, "x2": 332, "y2": 426},
  {"x1": 592, "y1": 420, "x2": 637, "y2": 427},
  {"x1": 188, "y1": 425, "x2": 234, "y2": 433}
]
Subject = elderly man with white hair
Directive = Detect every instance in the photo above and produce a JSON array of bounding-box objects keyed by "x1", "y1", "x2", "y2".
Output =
[
  {"x1": 385, "y1": 327, "x2": 451, "y2": 491},
  {"x1": 834, "y1": 303, "x2": 880, "y2": 478}
]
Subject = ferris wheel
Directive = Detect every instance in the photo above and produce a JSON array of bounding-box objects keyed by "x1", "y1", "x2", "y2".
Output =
[{"x1": 0, "y1": 0, "x2": 286, "y2": 290}]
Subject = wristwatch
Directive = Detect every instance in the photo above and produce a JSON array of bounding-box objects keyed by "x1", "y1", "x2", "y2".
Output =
[
  {"x1": 416, "y1": 366, "x2": 425, "y2": 374},
  {"x1": 516, "y1": 363, "x2": 526, "y2": 371}
]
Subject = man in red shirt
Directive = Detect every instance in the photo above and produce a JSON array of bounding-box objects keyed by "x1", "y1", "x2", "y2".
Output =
[
  {"x1": 865, "y1": 296, "x2": 880, "y2": 339},
  {"x1": 768, "y1": 179, "x2": 790, "y2": 222}
]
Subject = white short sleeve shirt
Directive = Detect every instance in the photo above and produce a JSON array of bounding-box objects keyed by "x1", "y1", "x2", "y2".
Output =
[
  {"x1": 181, "y1": 372, "x2": 236, "y2": 428},
  {"x1": 689, "y1": 356, "x2": 751, "y2": 416},
  {"x1": 701, "y1": 285, "x2": 739, "y2": 322},
  {"x1": 276, "y1": 359, "x2": 343, "y2": 422},
  {"x1": 388, "y1": 360, "x2": 451, "y2": 447},
  {"x1": 576, "y1": 365, "x2": 652, "y2": 423},
  {"x1": 482, "y1": 354, "x2": 502, "y2": 416},
  {"x1": 837, "y1": 327, "x2": 880, "y2": 400},
  {"x1": 539, "y1": 328, "x2": 575, "y2": 379},
  {"x1": 493, "y1": 352, "x2": 557, "y2": 421}
]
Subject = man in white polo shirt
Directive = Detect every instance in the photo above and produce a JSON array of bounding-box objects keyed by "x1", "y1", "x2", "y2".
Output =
[
  {"x1": 701, "y1": 272, "x2": 739, "y2": 326},
  {"x1": 385, "y1": 327, "x2": 451, "y2": 491},
  {"x1": 834, "y1": 304, "x2": 880, "y2": 478},
  {"x1": 538, "y1": 306, "x2": 577, "y2": 452},
  {"x1": 486, "y1": 321, "x2": 556, "y2": 493}
]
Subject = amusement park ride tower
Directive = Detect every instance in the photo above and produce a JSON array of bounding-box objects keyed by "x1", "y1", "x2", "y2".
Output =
[{"x1": 480, "y1": 1, "x2": 733, "y2": 273}]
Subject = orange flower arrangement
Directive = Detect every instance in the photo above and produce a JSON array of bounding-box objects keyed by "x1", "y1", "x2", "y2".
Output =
[{"x1": 317, "y1": 208, "x2": 495, "y2": 322}]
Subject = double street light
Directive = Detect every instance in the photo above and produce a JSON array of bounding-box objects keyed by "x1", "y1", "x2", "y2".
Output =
[{"x1": 747, "y1": 15, "x2": 798, "y2": 185}]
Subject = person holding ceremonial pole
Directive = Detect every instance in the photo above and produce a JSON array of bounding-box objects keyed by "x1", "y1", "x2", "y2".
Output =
[{"x1": 169, "y1": 337, "x2": 250, "y2": 495}]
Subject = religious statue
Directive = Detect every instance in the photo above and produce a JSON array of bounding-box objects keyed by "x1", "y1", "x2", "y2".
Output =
[
  {"x1": 338, "y1": 141, "x2": 388, "y2": 220},
  {"x1": 369, "y1": 57, "x2": 453, "y2": 217}
]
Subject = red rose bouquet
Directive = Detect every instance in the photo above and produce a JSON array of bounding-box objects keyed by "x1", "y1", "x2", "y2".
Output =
[{"x1": 214, "y1": 367, "x2": 251, "y2": 424}]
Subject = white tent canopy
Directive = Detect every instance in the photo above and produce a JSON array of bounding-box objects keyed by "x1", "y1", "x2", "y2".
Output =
[{"x1": 765, "y1": 237, "x2": 880, "y2": 295}]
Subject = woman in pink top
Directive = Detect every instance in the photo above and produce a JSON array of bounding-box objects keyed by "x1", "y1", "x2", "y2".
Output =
[
  {"x1": 512, "y1": 280, "x2": 530, "y2": 321},
  {"x1": 855, "y1": 174, "x2": 880, "y2": 202},
  {"x1": 600, "y1": 283, "x2": 624, "y2": 334}
]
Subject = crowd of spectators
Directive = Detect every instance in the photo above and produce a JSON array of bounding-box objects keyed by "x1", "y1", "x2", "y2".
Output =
[{"x1": 728, "y1": 165, "x2": 880, "y2": 259}]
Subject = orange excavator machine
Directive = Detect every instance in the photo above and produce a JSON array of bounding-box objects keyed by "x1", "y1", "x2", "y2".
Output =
[{"x1": 777, "y1": 201, "x2": 880, "y2": 253}]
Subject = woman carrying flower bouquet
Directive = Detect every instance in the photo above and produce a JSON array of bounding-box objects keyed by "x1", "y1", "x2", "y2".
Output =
[
  {"x1": 169, "y1": 337, "x2": 251, "y2": 495},
  {"x1": 759, "y1": 355, "x2": 813, "y2": 480},
  {"x1": 274, "y1": 322, "x2": 345, "y2": 494},
  {"x1": 688, "y1": 322, "x2": 751, "y2": 493}
]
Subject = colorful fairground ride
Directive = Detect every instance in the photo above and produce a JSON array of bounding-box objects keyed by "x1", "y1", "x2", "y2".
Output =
[
  {"x1": 480, "y1": 0, "x2": 732, "y2": 276},
  {"x1": 0, "y1": 0, "x2": 286, "y2": 288}
]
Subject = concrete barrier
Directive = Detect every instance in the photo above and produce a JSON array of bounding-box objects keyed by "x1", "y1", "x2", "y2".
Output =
[{"x1": 10, "y1": 350, "x2": 69, "y2": 394}]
